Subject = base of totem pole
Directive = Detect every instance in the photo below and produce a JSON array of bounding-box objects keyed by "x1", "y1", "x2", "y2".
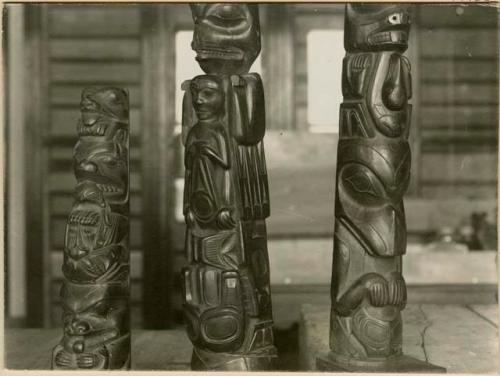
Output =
[
  {"x1": 191, "y1": 347, "x2": 277, "y2": 371},
  {"x1": 317, "y1": 352, "x2": 446, "y2": 373}
]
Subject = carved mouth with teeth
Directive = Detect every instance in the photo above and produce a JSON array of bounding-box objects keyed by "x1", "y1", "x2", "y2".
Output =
[
  {"x1": 96, "y1": 183, "x2": 123, "y2": 194},
  {"x1": 368, "y1": 30, "x2": 408, "y2": 46},
  {"x1": 196, "y1": 46, "x2": 244, "y2": 61}
]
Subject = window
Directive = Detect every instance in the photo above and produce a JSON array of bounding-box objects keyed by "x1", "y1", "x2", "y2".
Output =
[{"x1": 306, "y1": 30, "x2": 344, "y2": 133}]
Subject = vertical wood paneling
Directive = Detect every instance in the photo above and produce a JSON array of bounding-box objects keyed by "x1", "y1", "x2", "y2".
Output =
[
  {"x1": 262, "y1": 5, "x2": 294, "y2": 130},
  {"x1": 6, "y1": 4, "x2": 28, "y2": 320},
  {"x1": 25, "y1": 4, "x2": 51, "y2": 328},
  {"x1": 28, "y1": 4, "x2": 146, "y2": 327},
  {"x1": 140, "y1": 5, "x2": 179, "y2": 328}
]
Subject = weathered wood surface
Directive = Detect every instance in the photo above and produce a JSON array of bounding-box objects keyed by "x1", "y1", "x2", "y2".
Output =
[
  {"x1": 300, "y1": 304, "x2": 499, "y2": 373},
  {"x1": 5, "y1": 329, "x2": 191, "y2": 370}
]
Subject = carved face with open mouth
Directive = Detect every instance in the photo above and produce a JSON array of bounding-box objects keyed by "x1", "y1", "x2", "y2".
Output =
[
  {"x1": 64, "y1": 200, "x2": 127, "y2": 283},
  {"x1": 191, "y1": 3, "x2": 261, "y2": 74},
  {"x1": 345, "y1": 4, "x2": 410, "y2": 52},
  {"x1": 74, "y1": 140, "x2": 128, "y2": 204}
]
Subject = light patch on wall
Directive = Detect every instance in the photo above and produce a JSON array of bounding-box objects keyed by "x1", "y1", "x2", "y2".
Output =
[
  {"x1": 175, "y1": 30, "x2": 262, "y2": 126},
  {"x1": 174, "y1": 178, "x2": 185, "y2": 223},
  {"x1": 175, "y1": 31, "x2": 204, "y2": 125},
  {"x1": 307, "y1": 30, "x2": 343, "y2": 134}
]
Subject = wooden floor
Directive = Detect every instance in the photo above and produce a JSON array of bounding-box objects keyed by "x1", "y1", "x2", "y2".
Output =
[
  {"x1": 4, "y1": 329, "x2": 192, "y2": 370},
  {"x1": 300, "y1": 304, "x2": 499, "y2": 374},
  {"x1": 5, "y1": 304, "x2": 498, "y2": 372}
]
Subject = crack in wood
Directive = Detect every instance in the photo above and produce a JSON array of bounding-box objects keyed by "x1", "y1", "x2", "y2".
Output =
[
  {"x1": 464, "y1": 305, "x2": 498, "y2": 328},
  {"x1": 418, "y1": 304, "x2": 431, "y2": 362}
]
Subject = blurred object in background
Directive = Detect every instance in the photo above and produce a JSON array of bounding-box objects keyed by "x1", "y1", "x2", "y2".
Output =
[
  {"x1": 424, "y1": 226, "x2": 468, "y2": 253},
  {"x1": 468, "y1": 210, "x2": 498, "y2": 251}
]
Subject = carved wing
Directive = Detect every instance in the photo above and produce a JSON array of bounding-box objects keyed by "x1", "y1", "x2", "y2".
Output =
[
  {"x1": 229, "y1": 74, "x2": 269, "y2": 219},
  {"x1": 181, "y1": 79, "x2": 197, "y2": 146}
]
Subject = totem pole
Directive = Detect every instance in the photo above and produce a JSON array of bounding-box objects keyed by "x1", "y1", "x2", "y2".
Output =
[
  {"x1": 52, "y1": 87, "x2": 130, "y2": 370},
  {"x1": 181, "y1": 4, "x2": 277, "y2": 370},
  {"x1": 317, "y1": 5, "x2": 445, "y2": 372}
]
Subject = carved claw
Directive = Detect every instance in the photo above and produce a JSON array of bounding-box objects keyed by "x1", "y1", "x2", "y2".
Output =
[
  {"x1": 76, "y1": 354, "x2": 97, "y2": 369},
  {"x1": 54, "y1": 350, "x2": 72, "y2": 367},
  {"x1": 388, "y1": 272, "x2": 407, "y2": 308},
  {"x1": 367, "y1": 279, "x2": 389, "y2": 306},
  {"x1": 217, "y1": 209, "x2": 236, "y2": 229}
]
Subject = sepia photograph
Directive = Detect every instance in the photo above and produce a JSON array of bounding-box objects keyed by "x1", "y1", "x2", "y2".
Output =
[{"x1": 2, "y1": 2, "x2": 499, "y2": 373}]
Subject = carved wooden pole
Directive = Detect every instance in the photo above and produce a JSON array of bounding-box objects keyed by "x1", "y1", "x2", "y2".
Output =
[
  {"x1": 52, "y1": 87, "x2": 130, "y2": 370},
  {"x1": 317, "y1": 5, "x2": 445, "y2": 372},
  {"x1": 181, "y1": 4, "x2": 277, "y2": 371}
]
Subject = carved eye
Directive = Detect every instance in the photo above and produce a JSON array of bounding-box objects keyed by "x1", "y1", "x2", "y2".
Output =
[
  {"x1": 344, "y1": 171, "x2": 378, "y2": 197},
  {"x1": 388, "y1": 13, "x2": 402, "y2": 24},
  {"x1": 206, "y1": 5, "x2": 247, "y2": 27},
  {"x1": 99, "y1": 155, "x2": 118, "y2": 167},
  {"x1": 211, "y1": 5, "x2": 245, "y2": 20},
  {"x1": 339, "y1": 164, "x2": 386, "y2": 207}
]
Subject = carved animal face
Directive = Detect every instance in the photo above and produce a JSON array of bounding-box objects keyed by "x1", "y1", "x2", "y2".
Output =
[
  {"x1": 344, "y1": 4, "x2": 410, "y2": 52},
  {"x1": 80, "y1": 87, "x2": 129, "y2": 124},
  {"x1": 191, "y1": 76, "x2": 224, "y2": 122},
  {"x1": 61, "y1": 283, "x2": 128, "y2": 342},
  {"x1": 191, "y1": 3, "x2": 260, "y2": 74},
  {"x1": 336, "y1": 140, "x2": 410, "y2": 256},
  {"x1": 74, "y1": 140, "x2": 128, "y2": 204}
]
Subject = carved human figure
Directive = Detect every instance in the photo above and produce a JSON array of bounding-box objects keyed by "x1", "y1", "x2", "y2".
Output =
[
  {"x1": 52, "y1": 87, "x2": 130, "y2": 370},
  {"x1": 181, "y1": 13, "x2": 276, "y2": 367},
  {"x1": 318, "y1": 4, "x2": 445, "y2": 372},
  {"x1": 184, "y1": 76, "x2": 232, "y2": 231},
  {"x1": 63, "y1": 183, "x2": 128, "y2": 283}
]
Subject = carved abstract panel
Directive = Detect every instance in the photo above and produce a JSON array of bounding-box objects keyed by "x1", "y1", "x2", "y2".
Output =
[
  {"x1": 181, "y1": 3, "x2": 276, "y2": 371},
  {"x1": 318, "y1": 5, "x2": 445, "y2": 372},
  {"x1": 52, "y1": 87, "x2": 130, "y2": 370}
]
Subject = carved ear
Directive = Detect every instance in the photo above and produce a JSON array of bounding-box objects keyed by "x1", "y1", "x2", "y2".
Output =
[
  {"x1": 181, "y1": 80, "x2": 197, "y2": 145},
  {"x1": 228, "y1": 75, "x2": 248, "y2": 143},
  {"x1": 189, "y1": 4, "x2": 204, "y2": 22},
  {"x1": 245, "y1": 73, "x2": 265, "y2": 137},
  {"x1": 228, "y1": 74, "x2": 265, "y2": 145}
]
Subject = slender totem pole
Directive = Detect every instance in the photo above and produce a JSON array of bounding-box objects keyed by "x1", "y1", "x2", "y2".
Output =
[
  {"x1": 317, "y1": 4, "x2": 445, "y2": 372},
  {"x1": 181, "y1": 4, "x2": 277, "y2": 370},
  {"x1": 52, "y1": 87, "x2": 131, "y2": 370}
]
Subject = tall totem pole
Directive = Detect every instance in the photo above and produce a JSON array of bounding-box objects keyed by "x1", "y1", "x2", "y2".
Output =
[
  {"x1": 181, "y1": 4, "x2": 277, "y2": 371},
  {"x1": 52, "y1": 87, "x2": 131, "y2": 370},
  {"x1": 317, "y1": 5, "x2": 445, "y2": 372}
]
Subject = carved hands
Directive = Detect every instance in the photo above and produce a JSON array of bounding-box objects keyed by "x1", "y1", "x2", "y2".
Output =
[
  {"x1": 333, "y1": 272, "x2": 407, "y2": 316},
  {"x1": 217, "y1": 208, "x2": 236, "y2": 229}
]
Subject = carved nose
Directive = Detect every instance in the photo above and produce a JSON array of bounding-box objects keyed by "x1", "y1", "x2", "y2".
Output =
[
  {"x1": 73, "y1": 340, "x2": 85, "y2": 354},
  {"x1": 80, "y1": 161, "x2": 97, "y2": 173},
  {"x1": 71, "y1": 320, "x2": 90, "y2": 335},
  {"x1": 69, "y1": 247, "x2": 88, "y2": 260}
]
